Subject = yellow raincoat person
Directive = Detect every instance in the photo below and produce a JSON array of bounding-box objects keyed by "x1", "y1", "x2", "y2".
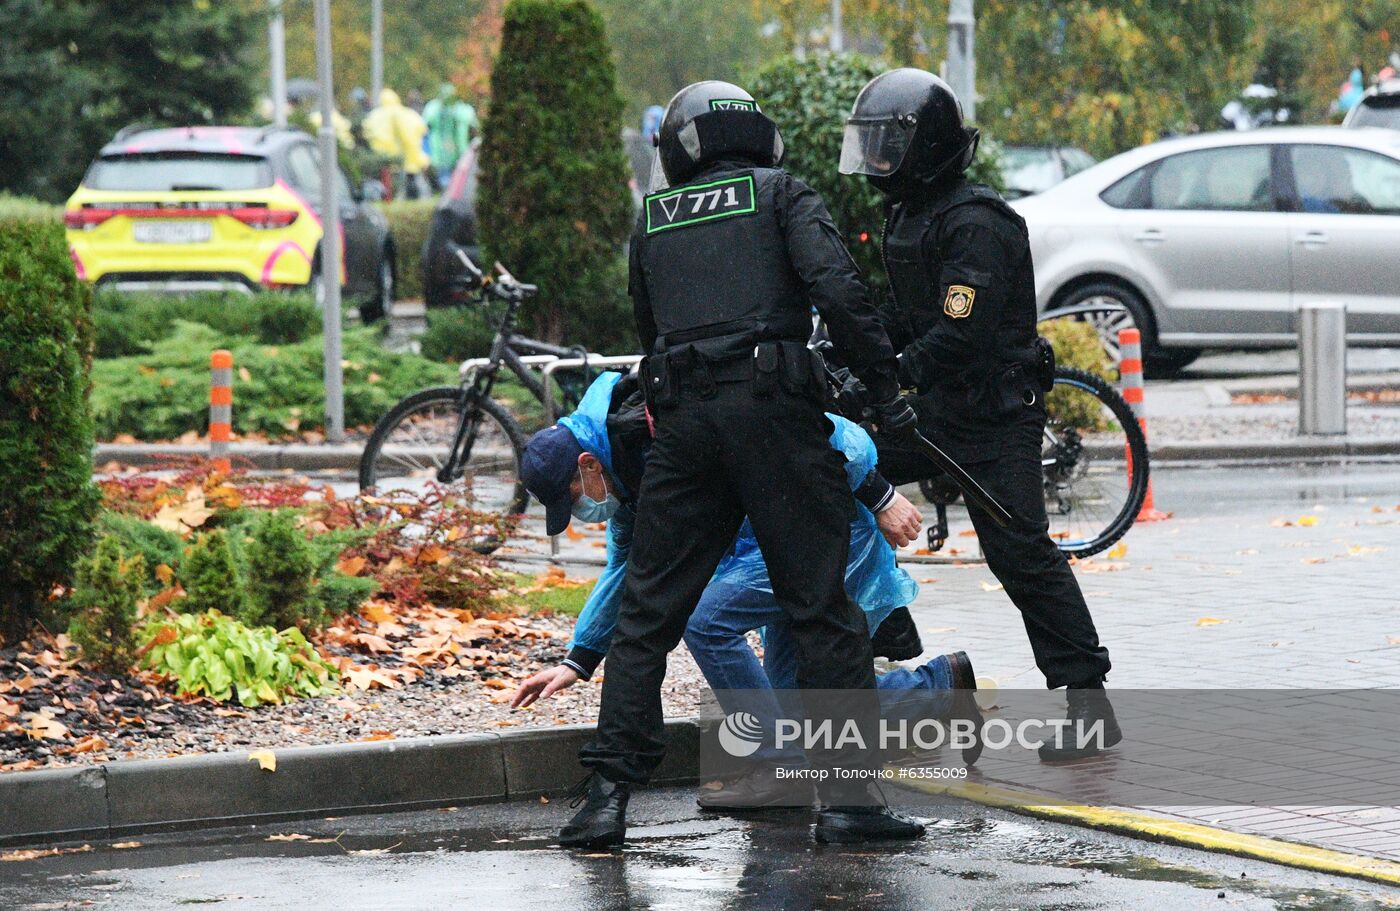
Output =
[
  {"x1": 363, "y1": 89, "x2": 431, "y2": 197},
  {"x1": 308, "y1": 108, "x2": 355, "y2": 150}
]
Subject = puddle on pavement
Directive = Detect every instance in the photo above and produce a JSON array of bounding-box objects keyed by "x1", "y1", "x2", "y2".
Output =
[{"x1": 5, "y1": 805, "x2": 1394, "y2": 910}]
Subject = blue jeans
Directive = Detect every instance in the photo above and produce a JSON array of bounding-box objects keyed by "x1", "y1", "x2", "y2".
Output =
[{"x1": 683, "y1": 582, "x2": 953, "y2": 764}]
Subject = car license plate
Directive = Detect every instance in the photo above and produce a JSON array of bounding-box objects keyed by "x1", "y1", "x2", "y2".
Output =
[{"x1": 133, "y1": 221, "x2": 212, "y2": 244}]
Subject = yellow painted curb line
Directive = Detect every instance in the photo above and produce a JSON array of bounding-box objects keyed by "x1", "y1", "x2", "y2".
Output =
[{"x1": 898, "y1": 775, "x2": 1400, "y2": 888}]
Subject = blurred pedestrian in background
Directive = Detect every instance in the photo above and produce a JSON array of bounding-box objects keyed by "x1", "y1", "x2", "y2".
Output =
[
  {"x1": 423, "y1": 82, "x2": 479, "y2": 188},
  {"x1": 363, "y1": 88, "x2": 431, "y2": 199}
]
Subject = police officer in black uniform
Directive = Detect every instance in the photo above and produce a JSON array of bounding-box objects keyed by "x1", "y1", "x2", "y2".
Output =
[
  {"x1": 838, "y1": 69, "x2": 1121, "y2": 762},
  {"x1": 560, "y1": 81, "x2": 925, "y2": 848}
]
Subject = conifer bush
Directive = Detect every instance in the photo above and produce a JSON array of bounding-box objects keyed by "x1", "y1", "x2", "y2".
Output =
[
  {"x1": 245, "y1": 510, "x2": 318, "y2": 630},
  {"x1": 0, "y1": 219, "x2": 100, "y2": 642},
  {"x1": 179, "y1": 530, "x2": 246, "y2": 620},
  {"x1": 66, "y1": 536, "x2": 144, "y2": 672},
  {"x1": 477, "y1": 0, "x2": 635, "y2": 349}
]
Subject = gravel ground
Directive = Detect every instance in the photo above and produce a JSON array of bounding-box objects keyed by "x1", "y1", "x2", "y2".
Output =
[
  {"x1": 1151, "y1": 408, "x2": 1400, "y2": 442},
  {"x1": 100, "y1": 645, "x2": 710, "y2": 764},
  {"x1": 1, "y1": 613, "x2": 710, "y2": 771}
]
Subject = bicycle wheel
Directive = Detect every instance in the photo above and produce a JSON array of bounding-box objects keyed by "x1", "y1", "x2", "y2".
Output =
[
  {"x1": 359, "y1": 386, "x2": 529, "y2": 517},
  {"x1": 1042, "y1": 367, "x2": 1149, "y2": 558}
]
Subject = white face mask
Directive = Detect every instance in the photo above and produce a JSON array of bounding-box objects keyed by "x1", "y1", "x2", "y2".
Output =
[{"x1": 571, "y1": 468, "x2": 620, "y2": 523}]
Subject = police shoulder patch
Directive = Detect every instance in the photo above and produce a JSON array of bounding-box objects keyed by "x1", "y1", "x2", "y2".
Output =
[
  {"x1": 943, "y1": 284, "x2": 976, "y2": 319},
  {"x1": 645, "y1": 174, "x2": 757, "y2": 234}
]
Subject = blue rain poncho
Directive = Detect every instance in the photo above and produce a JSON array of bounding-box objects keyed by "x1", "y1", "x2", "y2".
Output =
[{"x1": 563, "y1": 370, "x2": 917, "y2": 657}]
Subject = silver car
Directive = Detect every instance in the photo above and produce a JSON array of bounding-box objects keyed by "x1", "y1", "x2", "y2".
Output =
[{"x1": 1011, "y1": 127, "x2": 1400, "y2": 372}]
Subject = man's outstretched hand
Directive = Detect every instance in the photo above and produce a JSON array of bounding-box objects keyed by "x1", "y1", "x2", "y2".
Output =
[
  {"x1": 876, "y1": 491, "x2": 923, "y2": 548},
  {"x1": 511, "y1": 665, "x2": 581, "y2": 708}
]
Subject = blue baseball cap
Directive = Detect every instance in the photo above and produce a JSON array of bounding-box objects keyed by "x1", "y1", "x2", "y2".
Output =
[{"x1": 521, "y1": 424, "x2": 584, "y2": 536}]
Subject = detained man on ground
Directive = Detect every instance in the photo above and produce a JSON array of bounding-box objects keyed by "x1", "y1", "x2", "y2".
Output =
[{"x1": 512, "y1": 371, "x2": 983, "y2": 809}]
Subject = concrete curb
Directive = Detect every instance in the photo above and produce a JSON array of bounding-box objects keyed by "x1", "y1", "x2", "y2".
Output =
[
  {"x1": 95, "y1": 437, "x2": 1400, "y2": 472},
  {"x1": 93, "y1": 443, "x2": 366, "y2": 472},
  {"x1": 1151, "y1": 436, "x2": 1400, "y2": 463},
  {"x1": 0, "y1": 720, "x2": 704, "y2": 847}
]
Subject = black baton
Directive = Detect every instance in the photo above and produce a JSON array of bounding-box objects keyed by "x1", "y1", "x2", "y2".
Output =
[
  {"x1": 820, "y1": 361, "x2": 1015, "y2": 528},
  {"x1": 899, "y1": 427, "x2": 1015, "y2": 529}
]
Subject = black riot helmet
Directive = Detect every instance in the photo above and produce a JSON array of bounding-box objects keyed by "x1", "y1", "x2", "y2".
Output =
[
  {"x1": 838, "y1": 69, "x2": 979, "y2": 197},
  {"x1": 651, "y1": 81, "x2": 785, "y2": 190}
]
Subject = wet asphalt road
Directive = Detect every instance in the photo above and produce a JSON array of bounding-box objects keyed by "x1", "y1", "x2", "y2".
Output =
[{"x1": 2, "y1": 788, "x2": 1396, "y2": 911}]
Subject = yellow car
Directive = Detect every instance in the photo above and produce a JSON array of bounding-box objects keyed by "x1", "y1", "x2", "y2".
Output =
[{"x1": 66, "y1": 125, "x2": 396, "y2": 320}]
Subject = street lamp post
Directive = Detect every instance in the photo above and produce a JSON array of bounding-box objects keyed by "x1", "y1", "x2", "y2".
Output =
[
  {"x1": 947, "y1": 0, "x2": 976, "y2": 122},
  {"x1": 269, "y1": 0, "x2": 287, "y2": 128},
  {"x1": 830, "y1": 0, "x2": 843, "y2": 52},
  {"x1": 370, "y1": 0, "x2": 384, "y2": 101},
  {"x1": 314, "y1": 0, "x2": 345, "y2": 443}
]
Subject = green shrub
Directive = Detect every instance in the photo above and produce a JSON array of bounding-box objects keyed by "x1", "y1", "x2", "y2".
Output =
[
  {"x1": 93, "y1": 290, "x2": 320, "y2": 358},
  {"x1": 381, "y1": 200, "x2": 436, "y2": 301},
  {"x1": 141, "y1": 609, "x2": 339, "y2": 706},
  {"x1": 0, "y1": 194, "x2": 63, "y2": 225},
  {"x1": 95, "y1": 511, "x2": 184, "y2": 594},
  {"x1": 66, "y1": 536, "x2": 144, "y2": 672},
  {"x1": 90, "y1": 322, "x2": 457, "y2": 439},
  {"x1": 420, "y1": 306, "x2": 498, "y2": 363},
  {"x1": 0, "y1": 219, "x2": 101, "y2": 642},
  {"x1": 315, "y1": 573, "x2": 378, "y2": 619},
  {"x1": 1043, "y1": 318, "x2": 1115, "y2": 431},
  {"x1": 245, "y1": 510, "x2": 318, "y2": 629},
  {"x1": 179, "y1": 529, "x2": 246, "y2": 619},
  {"x1": 478, "y1": 0, "x2": 635, "y2": 349},
  {"x1": 750, "y1": 53, "x2": 887, "y2": 287},
  {"x1": 750, "y1": 53, "x2": 1005, "y2": 292}
]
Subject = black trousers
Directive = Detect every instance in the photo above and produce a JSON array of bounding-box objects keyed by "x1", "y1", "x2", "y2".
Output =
[
  {"x1": 875, "y1": 408, "x2": 1112, "y2": 690},
  {"x1": 579, "y1": 379, "x2": 878, "y2": 787}
]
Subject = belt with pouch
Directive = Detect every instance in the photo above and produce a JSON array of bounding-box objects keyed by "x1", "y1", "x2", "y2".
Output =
[{"x1": 641, "y1": 340, "x2": 824, "y2": 406}]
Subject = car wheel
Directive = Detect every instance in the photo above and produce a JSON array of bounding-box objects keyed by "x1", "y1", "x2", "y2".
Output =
[
  {"x1": 1057, "y1": 281, "x2": 1193, "y2": 376},
  {"x1": 360, "y1": 253, "x2": 393, "y2": 323}
]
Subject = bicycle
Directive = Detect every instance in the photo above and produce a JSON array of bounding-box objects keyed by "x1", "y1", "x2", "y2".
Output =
[
  {"x1": 917, "y1": 304, "x2": 1149, "y2": 559},
  {"x1": 359, "y1": 257, "x2": 615, "y2": 521}
]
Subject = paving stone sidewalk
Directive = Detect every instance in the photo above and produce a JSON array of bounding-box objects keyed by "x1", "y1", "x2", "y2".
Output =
[
  {"x1": 897, "y1": 474, "x2": 1400, "y2": 864},
  {"x1": 511, "y1": 466, "x2": 1400, "y2": 866}
]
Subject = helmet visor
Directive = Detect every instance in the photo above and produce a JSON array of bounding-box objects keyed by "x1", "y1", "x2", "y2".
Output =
[{"x1": 838, "y1": 118, "x2": 914, "y2": 177}]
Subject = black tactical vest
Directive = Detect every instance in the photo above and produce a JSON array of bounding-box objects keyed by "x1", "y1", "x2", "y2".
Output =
[
  {"x1": 636, "y1": 165, "x2": 813, "y2": 355},
  {"x1": 882, "y1": 181, "x2": 1038, "y2": 379}
]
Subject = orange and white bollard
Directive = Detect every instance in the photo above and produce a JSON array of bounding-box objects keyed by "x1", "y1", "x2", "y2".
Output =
[
  {"x1": 209, "y1": 350, "x2": 233, "y2": 473},
  {"x1": 1117, "y1": 329, "x2": 1169, "y2": 522}
]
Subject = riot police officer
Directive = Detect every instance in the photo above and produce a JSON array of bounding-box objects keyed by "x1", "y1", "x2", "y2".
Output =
[
  {"x1": 838, "y1": 69, "x2": 1120, "y2": 762},
  {"x1": 561, "y1": 81, "x2": 925, "y2": 848}
]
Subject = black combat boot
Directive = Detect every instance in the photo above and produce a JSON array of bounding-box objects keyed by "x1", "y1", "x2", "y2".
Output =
[
  {"x1": 945, "y1": 651, "x2": 984, "y2": 766},
  {"x1": 1037, "y1": 683, "x2": 1123, "y2": 763},
  {"x1": 814, "y1": 781, "x2": 926, "y2": 844},
  {"x1": 814, "y1": 804, "x2": 927, "y2": 844},
  {"x1": 558, "y1": 773, "x2": 630, "y2": 849}
]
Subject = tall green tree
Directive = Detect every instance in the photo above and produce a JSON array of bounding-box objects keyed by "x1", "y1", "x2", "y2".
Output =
[
  {"x1": 592, "y1": 0, "x2": 769, "y2": 119},
  {"x1": 977, "y1": 0, "x2": 1254, "y2": 158},
  {"x1": 274, "y1": 0, "x2": 485, "y2": 107},
  {"x1": 0, "y1": 221, "x2": 100, "y2": 643},
  {"x1": 478, "y1": 0, "x2": 634, "y2": 346},
  {"x1": 0, "y1": 0, "x2": 259, "y2": 201}
]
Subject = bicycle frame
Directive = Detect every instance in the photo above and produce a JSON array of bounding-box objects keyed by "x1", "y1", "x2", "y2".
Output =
[{"x1": 436, "y1": 288, "x2": 616, "y2": 484}]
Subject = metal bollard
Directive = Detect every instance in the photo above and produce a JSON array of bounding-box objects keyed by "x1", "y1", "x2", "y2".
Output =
[
  {"x1": 209, "y1": 350, "x2": 233, "y2": 472},
  {"x1": 1297, "y1": 302, "x2": 1347, "y2": 436}
]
